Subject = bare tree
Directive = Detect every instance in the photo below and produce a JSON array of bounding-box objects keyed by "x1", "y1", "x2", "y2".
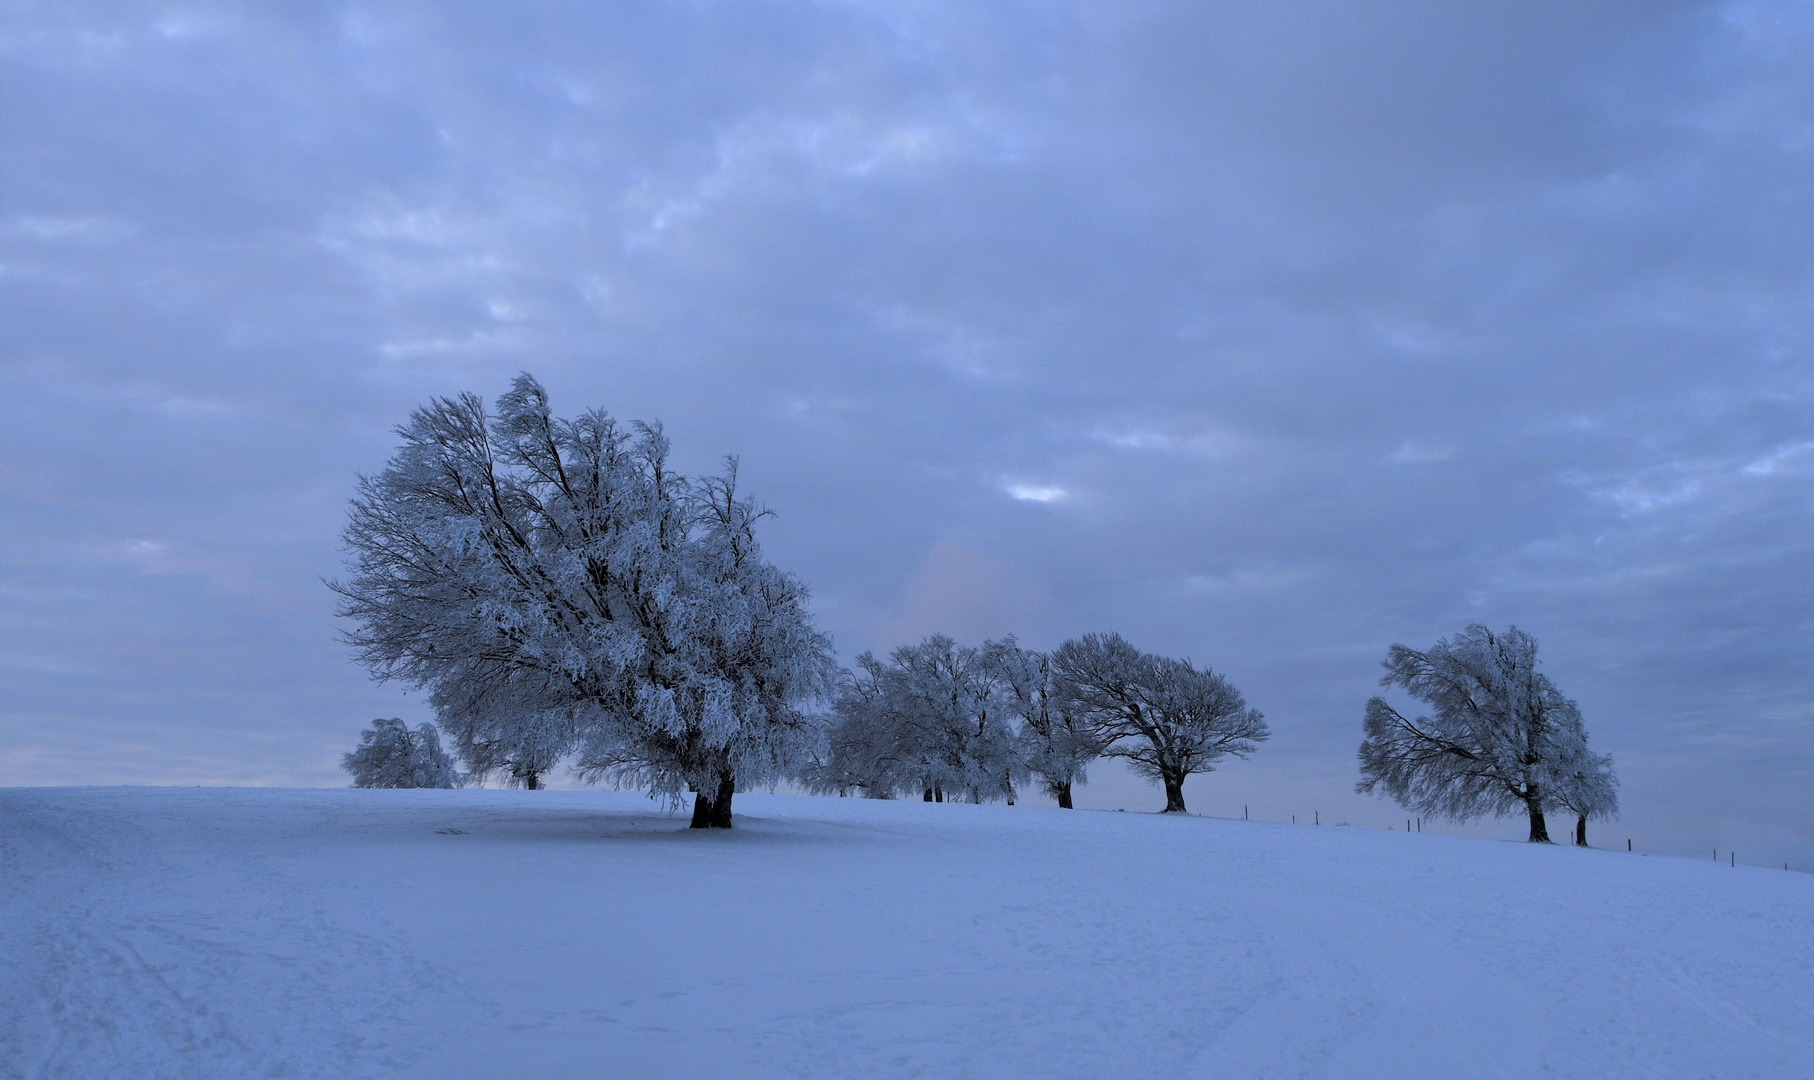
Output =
[
  {"x1": 1357, "y1": 624, "x2": 1587, "y2": 843},
  {"x1": 1052, "y1": 633, "x2": 1268, "y2": 813}
]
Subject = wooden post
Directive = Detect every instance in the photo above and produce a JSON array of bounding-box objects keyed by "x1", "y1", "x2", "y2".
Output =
[
  {"x1": 1244, "y1": 805, "x2": 1248, "y2": 820},
  {"x1": 1315, "y1": 811, "x2": 1319, "y2": 825},
  {"x1": 1627, "y1": 839, "x2": 1631, "y2": 852}
]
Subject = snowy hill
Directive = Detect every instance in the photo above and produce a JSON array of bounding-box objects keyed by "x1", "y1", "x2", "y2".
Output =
[{"x1": 2, "y1": 788, "x2": 1808, "y2": 1079}]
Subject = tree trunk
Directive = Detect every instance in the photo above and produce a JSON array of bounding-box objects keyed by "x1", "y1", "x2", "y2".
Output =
[
  {"x1": 1574, "y1": 814, "x2": 1588, "y2": 847},
  {"x1": 1162, "y1": 774, "x2": 1187, "y2": 814},
  {"x1": 1056, "y1": 782, "x2": 1074, "y2": 810},
  {"x1": 1525, "y1": 798, "x2": 1550, "y2": 843},
  {"x1": 521, "y1": 770, "x2": 540, "y2": 790},
  {"x1": 689, "y1": 773, "x2": 735, "y2": 829},
  {"x1": 934, "y1": 787, "x2": 944, "y2": 803},
  {"x1": 923, "y1": 788, "x2": 934, "y2": 802}
]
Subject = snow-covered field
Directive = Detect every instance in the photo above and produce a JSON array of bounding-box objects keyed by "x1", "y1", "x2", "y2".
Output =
[{"x1": 2, "y1": 788, "x2": 1808, "y2": 1079}]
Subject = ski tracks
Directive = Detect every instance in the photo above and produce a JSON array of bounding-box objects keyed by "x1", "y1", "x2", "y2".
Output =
[{"x1": 0, "y1": 790, "x2": 475, "y2": 1080}]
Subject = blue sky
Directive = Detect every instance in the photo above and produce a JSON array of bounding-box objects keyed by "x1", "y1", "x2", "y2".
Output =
[{"x1": 3, "y1": 1, "x2": 1810, "y2": 866}]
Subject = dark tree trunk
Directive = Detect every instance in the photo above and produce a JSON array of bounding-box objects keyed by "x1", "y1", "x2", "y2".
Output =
[
  {"x1": 1525, "y1": 799, "x2": 1550, "y2": 843},
  {"x1": 689, "y1": 773, "x2": 736, "y2": 829},
  {"x1": 934, "y1": 787, "x2": 944, "y2": 803},
  {"x1": 1162, "y1": 774, "x2": 1187, "y2": 814},
  {"x1": 520, "y1": 770, "x2": 540, "y2": 790},
  {"x1": 1056, "y1": 782, "x2": 1074, "y2": 810},
  {"x1": 923, "y1": 788, "x2": 934, "y2": 802},
  {"x1": 1574, "y1": 814, "x2": 1588, "y2": 847}
]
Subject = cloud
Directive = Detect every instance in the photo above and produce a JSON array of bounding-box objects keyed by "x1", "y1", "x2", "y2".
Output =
[
  {"x1": 1, "y1": 0, "x2": 1810, "y2": 867},
  {"x1": 1003, "y1": 483, "x2": 1067, "y2": 503}
]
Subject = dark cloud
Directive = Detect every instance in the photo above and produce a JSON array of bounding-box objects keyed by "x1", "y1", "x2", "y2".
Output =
[{"x1": 2, "y1": 1, "x2": 1809, "y2": 865}]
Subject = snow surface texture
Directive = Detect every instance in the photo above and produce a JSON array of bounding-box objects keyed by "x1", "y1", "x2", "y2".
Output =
[{"x1": 2, "y1": 788, "x2": 1808, "y2": 1079}]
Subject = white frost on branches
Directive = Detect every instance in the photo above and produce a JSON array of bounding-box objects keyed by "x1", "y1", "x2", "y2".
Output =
[
  {"x1": 343, "y1": 718, "x2": 462, "y2": 789},
  {"x1": 1356, "y1": 624, "x2": 1616, "y2": 843},
  {"x1": 332, "y1": 374, "x2": 835, "y2": 825},
  {"x1": 806, "y1": 635, "x2": 1026, "y2": 803}
]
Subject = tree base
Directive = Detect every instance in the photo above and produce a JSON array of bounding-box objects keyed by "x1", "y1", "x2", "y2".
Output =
[
  {"x1": 689, "y1": 774, "x2": 735, "y2": 829},
  {"x1": 1161, "y1": 777, "x2": 1187, "y2": 814},
  {"x1": 1526, "y1": 802, "x2": 1551, "y2": 843}
]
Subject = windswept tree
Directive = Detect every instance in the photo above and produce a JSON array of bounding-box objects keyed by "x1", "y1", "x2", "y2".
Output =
[
  {"x1": 343, "y1": 718, "x2": 462, "y2": 789},
  {"x1": 1551, "y1": 744, "x2": 1619, "y2": 847},
  {"x1": 1051, "y1": 632, "x2": 1268, "y2": 813},
  {"x1": 988, "y1": 637, "x2": 1103, "y2": 808},
  {"x1": 1357, "y1": 624, "x2": 1587, "y2": 843},
  {"x1": 332, "y1": 374, "x2": 835, "y2": 828},
  {"x1": 806, "y1": 635, "x2": 1025, "y2": 803}
]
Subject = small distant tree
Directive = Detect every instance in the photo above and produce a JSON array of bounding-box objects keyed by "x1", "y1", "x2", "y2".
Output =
[
  {"x1": 1052, "y1": 632, "x2": 1268, "y2": 813},
  {"x1": 1551, "y1": 744, "x2": 1619, "y2": 847},
  {"x1": 988, "y1": 637, "x2": 1103, "y2": 808},
  {"x1": 1357, "y1": 624, "x2": 1585, "y2": 843},
  {"x1": 343, "y1": 718, "x2": 462, "y2": 789}
]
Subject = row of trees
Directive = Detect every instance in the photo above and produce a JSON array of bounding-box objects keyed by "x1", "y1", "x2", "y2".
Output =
[
  {"x1": 800, "y1": 632, "x2": 1269, "y2": 813},
  {"x1": 335, "y1": 377, "x2": 1617, "y2": 843},
  {"x1": 333, "y1": 376, "x2": 1270, "y2": 823}
]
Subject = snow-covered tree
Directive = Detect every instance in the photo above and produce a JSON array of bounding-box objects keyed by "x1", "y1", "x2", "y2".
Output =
[
  {"x1": 808, "y1": 635, "x2": 1025, "y2": 803},
  {"x1": 988, "y1": 636, "x2": 1102, "y2": 808},
  {"x1": 1550, "y1": 744, "x2": 1619, "y2": 847},
  {"x1": 332, "y1": 375, "x2": 835, "y2": 827},
  {"x1": 1051, "y1": 632, "x2": 1268, "y2": 813},
  {"x1": 1356, "y1": 624, "x2": 1586, "y2": 843},
  {"x1": 343, "y1": 718, "x2": 462, "y2": 789}
]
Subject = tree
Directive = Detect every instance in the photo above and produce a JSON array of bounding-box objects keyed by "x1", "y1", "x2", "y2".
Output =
[
  {"x1": 988, "y1": 637, "x2": 1102, "y2": 808},
  {"x1": 332, "y1": 374, "x2": 835, "y2": 828},
  {"x1": 1551, "y1": 744, "x2": 1619, "y2": 847},
  {"x1": 806, "y1": 635, "x2": 1025, "y2": 803},
  {"x1": 343, "y1": 718, "x2": 462, "y2": 789},
  {"x1": 1051, "y1": 632, "x2": 1268, "y2": 813},
  {"x1": 1357, "y1": 624, "x2": 1585, "y2": 843}
]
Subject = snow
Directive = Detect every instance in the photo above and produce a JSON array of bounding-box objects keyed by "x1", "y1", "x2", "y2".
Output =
[{"x1": 3, "y1": 788, "x2": 1809, "y2": 1079}]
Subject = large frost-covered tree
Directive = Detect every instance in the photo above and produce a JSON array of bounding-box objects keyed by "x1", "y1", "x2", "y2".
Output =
[
  {"x1": 1051, "y1": 633, "x2": 1268, "y2": 813},
  {"x1": 1356, "y1": 624, "x2": 1589, "y2": 843},
  {"x1": 332, "y1": 375, "x2": 835, "y2": 827},
  {"x1": 988, "y1": 637, "x2": 1102, "y2": 808},
  {"x1": 807, "y1": 635, "x2": 1025, "y2": 803},
  {"x1": 343, "y1": 718, "x2": 462, "y2": 789}
]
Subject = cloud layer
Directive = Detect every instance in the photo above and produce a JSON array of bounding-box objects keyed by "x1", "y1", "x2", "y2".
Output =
[{"x1": 3, "y1": 1, "x2": 1810, "y2": 865}]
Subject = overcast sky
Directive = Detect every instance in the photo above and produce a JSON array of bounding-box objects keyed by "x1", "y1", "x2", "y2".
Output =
[{"x1": 3, "y1": 1, "x2": 1810, "y2": 865}]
